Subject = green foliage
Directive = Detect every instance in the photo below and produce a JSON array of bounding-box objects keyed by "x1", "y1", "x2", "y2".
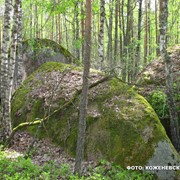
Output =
[
  {"x1": 148, "y1": 91, "x2": 169, "y2": 118},
  {"x1": 0, "y1": 150, "x2": 154, "y2": 180},
  {"x1": 88, "y1": 160, "x2": 154, "y2": 180}
]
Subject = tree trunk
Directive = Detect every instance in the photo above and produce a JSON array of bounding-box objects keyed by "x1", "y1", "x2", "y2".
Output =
[
  {"x1": 10, "y1": 0, "x2": 18, "y2": 94},
  {"x1": 127, "y1": 0, "x2": 133, "y2": 83},
  {"x1": 98, "y1": 0, "x2": 105, "y2": 70},
  {"x1": 0, "y1": 0, "x2": 13, "y2": 142},
  {"x1": 122, "y1": 0, "x2": 131, "y2": 82},
  {"x1": 155, "y1": 0, "x2": 160, "y2": 56},
  {"x1": 144, "y1": 0, "x2": 148, "y2": 66},
  {"x1": 107, "y1": 0, "x2": 114, "y2": 69},
  {"x1": 74, "y1": 0, "x2": 91, "y2": 175},
  {"x1": 58, "y1": 0, "x2": 61, "y2": 44},
  {"x1": 16, "y1": 0, "x2": 23, "y2": 88},
  {"x1": 81, "y1": 0, "x2": 85, "y2": 61},
  {"x1": 114, "y1": 0, "x2": 119, "y2": 67},
  {"x1": 0, "y1": 19, "x2": 2, "y2": 54},
  {"x1": 29, "y1": 1, "x2": 33, "y2": 38},
  {"x1": 134, "y1": 0, "x2": 142, "y2": 79},
  {"x1": 119, "y1": 0, "x2": 123, "y2": 70},
  {"x1": 159, "y1": 0, "x2": 180, "y2": 152},
  {"x1": 35, "y1": 4, "x2": 39, "y2": 38},
  {"x1": 147, "y1": 0, "x2": 151, "y2": 57},
  {"x1": 75, "y1": 0, "x2": 80, "y2": 60}
]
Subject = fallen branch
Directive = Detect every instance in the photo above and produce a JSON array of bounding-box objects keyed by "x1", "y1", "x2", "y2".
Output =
[{"x1": 5, "y1": 76, "x2": 111, "y2": 146}]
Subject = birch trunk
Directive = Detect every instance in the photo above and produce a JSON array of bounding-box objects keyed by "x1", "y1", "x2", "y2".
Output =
[
  {"x1": 16, "y1": 0, "x2": 23, "y2": 88},
  {"x1": 0, "y1": 0, "x2": 13, "y2": 142}
]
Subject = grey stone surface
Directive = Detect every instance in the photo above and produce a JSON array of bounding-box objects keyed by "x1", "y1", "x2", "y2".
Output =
[{"x1": 146, "y1": 140, "x2": 180, "y2": 180}]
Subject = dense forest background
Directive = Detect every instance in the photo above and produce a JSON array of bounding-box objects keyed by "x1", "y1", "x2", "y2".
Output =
[
  {"x1": 0, "y1": 0, "x2": 179, "y2": 178},
  {"x1": 0, "y1": 0, "x2": 179, "y2": 81}
]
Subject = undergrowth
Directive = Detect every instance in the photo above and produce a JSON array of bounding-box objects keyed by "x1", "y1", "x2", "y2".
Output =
[{"x1": 0, "y1": 150, "x2": 155, "y2": 180}]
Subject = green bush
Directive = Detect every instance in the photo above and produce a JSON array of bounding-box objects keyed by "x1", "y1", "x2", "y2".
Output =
[
  {"x1": 148, "y1": 91, "x2": 169, "y2": 118},
  {"x1": 0, "y1": 150, "x2": 154, "y2": 180}
]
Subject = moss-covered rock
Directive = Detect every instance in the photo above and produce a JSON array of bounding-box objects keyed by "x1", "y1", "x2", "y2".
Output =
[
  {"x1": 14, "y1": 38, "x2": 78, "y2": 86},
  {"x1": 136, "y1": 45, "x2": 180, "y2": 86},
  {"x1": 136, "y1": 45, "x2": 180, "y2": 142},
  {"x1": 12, "y1": 62, "x2": 180, "y2": 180}
]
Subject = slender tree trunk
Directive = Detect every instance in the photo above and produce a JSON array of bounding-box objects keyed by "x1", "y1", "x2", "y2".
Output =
[
  {"x1": 114, "y1": 0, "x2": 119, "y2": 67},
  {"x1": 107, "y1": 0, "x2": 114, "y2": 69},
  {"x1": 122, "y1": 0, "x2": 131, "y2": 81},
  {"x1": 121, "y1": 0, "x2": 125, "y2": 41},
  {"x1": 16, "y1": 0, "x2": 23, "y2": 88},
  {"x1": 155, "y1": 0, "x2": 160, "y2": 56},
  {"x1": 58, "y1": 0, "x2": 61, "y2": 44},
  {"x1": 40, "y1": 13, "x2": 43, "y2": 38},
  {"x1": 29, "y1": 1, "x2": 33, "y2": 38},
  {"x1": 74, "y1": 0, "x2": 91, "y2": 175},
  {"x1": 159, "y1": 0, "x2": 180, "y2": 152},
  {"x1": 127, "y1": 1, "x2": 133, "y2": 83},
  {"x1": 134, "y1": 0, "x2": 142, "y2": 79},
  {"x1": 81, "y1": 0, "x2": 85, "y2": 61},
  {"x1": 0, "y1": 0, "x2": 13, "y2": 142},
  {"x1": 35, "y1": 5, "x2": 39, "y2": 38},
  {"x1": 119, "y1": 0, "x2": 123, "y2": 68},
  {"x1": 147, "y1": 0, "x2": 151, "y2": 57},
  {"x1": 10, "y1": 0, "x2": 18, "y2": 94},
  {"x1": 144, "y1": 0, "x2": 148, "y2": 66},
  {"x1": 75, "y1": 0, "x2": 80, "y2": 60},
  {"x1": 176, "y1": 21, "x2": 179, "y2": 44},
  {"x1": 0, "y1": 19, "x2": 2, "y2": 54},
  {"x1": 51, "y1": 11, "x2": 54, "y2": 40},
  {"x1": 98, "y1": 0, "x2": 105, "y2": 70}
]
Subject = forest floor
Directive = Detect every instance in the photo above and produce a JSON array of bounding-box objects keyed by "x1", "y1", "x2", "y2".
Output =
[
  {"x1": 6, "y1": 131, "x2": 96, "y2": 175},
  {"x1": 1, "y1": 131, "x2": 155, "y2": 179}
]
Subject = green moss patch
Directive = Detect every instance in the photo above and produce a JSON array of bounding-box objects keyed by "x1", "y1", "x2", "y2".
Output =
[{"x1": 11, "y1": 62, "x2": 178, "y2": 169}]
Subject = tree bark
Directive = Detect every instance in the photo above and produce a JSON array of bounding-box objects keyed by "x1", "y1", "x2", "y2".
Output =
[
  {"x1": 81, "y1": 0, "x2": 85, "y2": 61},
  {"x1": 29, "y1": 1, "x2": 33, "y2": 38},
  {"x1": 122, "y1": 0, "x2": 131, "y2": 82},
  {"x1": 119, "y1": 0, "x2": 123, "y2": 70},
  {"x1": 58, "y1": 0, "x2": 61, "y2": 44},
  {"x1": 144, "y1": 0, "x2": 148, "y2": 67},
  {"x1": 75, "y1": 0, "x2": 80, "y2": 60},
  {"x1": 74, "y1": 0, "x2": 91, "y2": 175},
  {"x1": 98, "y1": 0, "x2": 105, "y2": 70},
  {"x1": 114, "y1": 0, "x2": 119, "y2": 67},
  {"x1": 107, "y1": 0, "x2": 114, "y2": 69},
  {"x1": 15, "y1": 0, "x2": 23, "y2": 89},
  {"x1": 159, "y1": 0, "x2": 180, "y2": 152},
  {"x1": 10, "y1": 0, "x2": 19, "y2": 95},
  {"x1": 0, "y1": 0, "x2": 13, "y2": 142},
  {"x1": 155, "y1": 0, "x2": 160, "y2": 56},
  {"x1": 134, "y1": 0, "x2": 142, "y2": 79}
]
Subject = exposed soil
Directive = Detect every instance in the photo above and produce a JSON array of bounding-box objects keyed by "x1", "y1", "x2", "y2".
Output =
[{"x1": 6, "y1": 131, "x2": 96, "y2": 175}]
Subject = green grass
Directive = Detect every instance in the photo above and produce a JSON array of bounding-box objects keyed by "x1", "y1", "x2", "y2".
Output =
[{"x1": 0, "y1": 149, "x2": 155, "y2": 180}]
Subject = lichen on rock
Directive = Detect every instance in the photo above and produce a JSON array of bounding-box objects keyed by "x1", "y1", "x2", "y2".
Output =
[{"x1": 11, "y1": 61, "x2": 180, "y2": 179}]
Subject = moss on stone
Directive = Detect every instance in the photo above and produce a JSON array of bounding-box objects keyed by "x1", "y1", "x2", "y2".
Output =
[
  {"x1": 23, "y1": 38, "x2": 73, "y2": 59},
  {"x1": 11, "y1": 62, "x2": 179, "y2": 172}
]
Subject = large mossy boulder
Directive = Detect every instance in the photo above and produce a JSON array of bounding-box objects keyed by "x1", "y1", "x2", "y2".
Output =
[
  {"x1": 136, "y1": 45, "x2": 180, "y2": 140},
  {"x1": 136, "y1": 45, "x2": 180, "y2": 86},
  {"x1": 14, "y1": 38, "x2": 77, "y2": 84},
  {"x1": 12, "y1": 62, "x2": 180, "y2": 180}
]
